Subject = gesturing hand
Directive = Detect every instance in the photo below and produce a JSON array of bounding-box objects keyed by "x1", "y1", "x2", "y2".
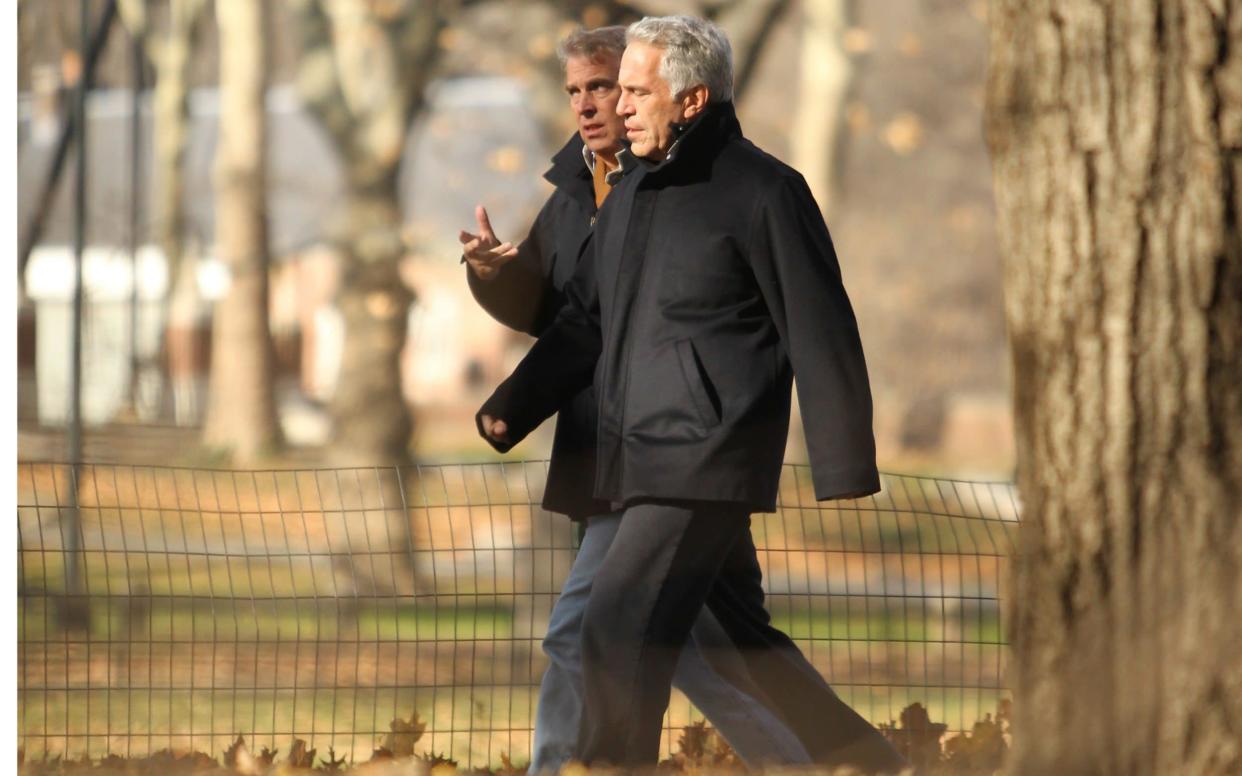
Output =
[
  {"x1": 479, "y1": 414, "x2": 510, "y2": 445},
  {"x1": 459, "y1": 205, "x2": 519, "y2": 281}
]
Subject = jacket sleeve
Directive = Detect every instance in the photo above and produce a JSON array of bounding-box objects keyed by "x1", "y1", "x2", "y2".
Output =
[
  {"x1": 476, "y1": 236, "x2": 602, "y2": 453},
  {"x1": 465, "y1": 199, "x2": 566, "y2": 337},
  {"x1": 748, "y1": 173, "x2": 881, "y2": 500}
]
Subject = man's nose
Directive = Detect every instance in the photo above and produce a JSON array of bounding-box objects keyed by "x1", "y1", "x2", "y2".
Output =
[{"x1": 573, "y1": 94, "x2": 596, "y2": 115}]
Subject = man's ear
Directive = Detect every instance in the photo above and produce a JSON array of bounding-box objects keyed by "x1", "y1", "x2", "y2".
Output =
[{"x1": 680, "y1": 84, "x2": 710, "y2": 120}]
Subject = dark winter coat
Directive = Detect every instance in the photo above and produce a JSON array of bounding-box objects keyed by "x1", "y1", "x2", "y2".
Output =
[
  {"x1": 467, "y1": 134, "x2": 611, "y2": 519},
  {"x1": 478, "y1": 102, "x2": 880, "y2": 511}
]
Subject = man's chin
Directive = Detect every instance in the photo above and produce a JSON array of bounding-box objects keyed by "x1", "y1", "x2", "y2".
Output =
[
  {"x1": 586, "y1": 138, "x2": 621, "y2": 156},
  {"x1": 630, "y1": 141, "x2": 657, "y2": 159}
]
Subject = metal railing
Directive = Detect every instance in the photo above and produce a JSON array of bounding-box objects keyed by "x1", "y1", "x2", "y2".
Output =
[{"x1": 16, "y1": 461, "x2": 1019, "y2": 767}]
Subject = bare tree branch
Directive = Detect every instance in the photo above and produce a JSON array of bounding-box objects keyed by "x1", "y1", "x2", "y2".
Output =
[
  {"x1": 394, "y1": 0, "x2": 454, "y2": 124},
  {"x1": 288, "y1": 0, "x2": 358, "y2": 160},
  {"x1": 709, "y1": 0, "x2": 792, "y2": 101}
]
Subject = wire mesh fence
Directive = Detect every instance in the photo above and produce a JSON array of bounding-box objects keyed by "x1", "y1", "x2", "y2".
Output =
[{"x1": 16, "y1": 461, "x2": 1019, "y2": 767}]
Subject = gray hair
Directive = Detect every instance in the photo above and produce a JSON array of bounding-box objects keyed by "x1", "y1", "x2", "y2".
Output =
[
  {"x1": 626, "y1": 16, "x2": 734, "y2": 103},
  {"x1": 556, "y1": 26, "x2": 627, "y2": 67}
]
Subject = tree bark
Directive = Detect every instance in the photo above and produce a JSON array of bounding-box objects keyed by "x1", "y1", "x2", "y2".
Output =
[
  {"x1": 288, "y1": 0, "x2": 454, "y2": 597},
  {"x1": 330, "y1": 213, "x2": 413, "y2": 464},
  {"x1": 202, "y1": 0, "x2": 281, "y2": 462},
  {"x1": 290, "y1": 0, "x2": 450, "y2": 466},
  {"x1": 985, "y1": 1, "x2": 1242, "y2": 773}
]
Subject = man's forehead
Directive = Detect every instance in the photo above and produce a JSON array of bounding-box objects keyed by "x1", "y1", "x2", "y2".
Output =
[
  {"x1": 619, "y1": 42, "x2": 662, "y2": 75},
  {"x1": 565, "y1": 53, "x2": 620, "y2": 79}
]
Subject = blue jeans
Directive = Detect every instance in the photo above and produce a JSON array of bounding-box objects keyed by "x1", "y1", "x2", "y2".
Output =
[{"x1": 528, "y1": 511, "x2": 810, "y2": 774}]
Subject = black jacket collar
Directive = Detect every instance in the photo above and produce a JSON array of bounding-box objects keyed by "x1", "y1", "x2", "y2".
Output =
[
  {"x1": 544, "y1": 133, "x2": 596, "y2": 211},
  {"x1": 545, "y1": 134, "x2": 589, "y2": 186},
  {"x1": 636, "y1": 101, "x2": 743, "y2": 179}
]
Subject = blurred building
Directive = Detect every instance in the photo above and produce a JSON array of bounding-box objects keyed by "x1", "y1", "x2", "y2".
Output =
[{"x1": 18, "y1": 77, "x2": 551, "y2": 449}]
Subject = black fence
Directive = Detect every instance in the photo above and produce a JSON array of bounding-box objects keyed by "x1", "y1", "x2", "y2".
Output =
[{"x1": 16, "y1": 462, "x2": 1019, "y2": 767}]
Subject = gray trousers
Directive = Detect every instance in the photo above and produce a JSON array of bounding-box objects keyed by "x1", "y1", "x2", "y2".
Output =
[
  {"x1": 528, "y1": 510, "x2": 809, "y2": 775},
  {"x1": 576, "y1": 502, "x2": 907, "y2": 773}
]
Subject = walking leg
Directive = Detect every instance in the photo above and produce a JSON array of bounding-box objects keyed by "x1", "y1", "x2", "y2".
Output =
[
  {"x1": 576, "y1": 501, "x2": 749, "y2": 766},
  {"x1": 527, "y1": 512, "x2": 622, "y2": 775},
  {"x1": 705, "y1": 526, "x2": 907, "y2": 773}
]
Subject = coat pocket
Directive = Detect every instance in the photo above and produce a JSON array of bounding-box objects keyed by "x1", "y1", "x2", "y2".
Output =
[{"x1": 675, "y1": 338, "x2": 722, "y2": 430}]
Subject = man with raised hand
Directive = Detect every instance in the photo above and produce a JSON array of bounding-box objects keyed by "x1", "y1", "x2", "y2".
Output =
[
  {"x1": 459, "y1": 25, "x2": 809, "y2": 775},
  {"x1": 477, "y1": 16, "x2": 907, "y2": 773}
]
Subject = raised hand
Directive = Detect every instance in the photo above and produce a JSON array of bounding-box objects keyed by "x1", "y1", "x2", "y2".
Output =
[{"x1": 459, "y1": 205, "x2": 519, "y2": 281}]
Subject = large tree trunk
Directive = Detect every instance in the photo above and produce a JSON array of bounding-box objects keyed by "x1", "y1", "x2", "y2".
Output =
[
  {"x1": 290, "y1": 0, "x2": 447, "y2": 466},
  {"x1": 985, "y1": 1, "x2": 1242, "y2": 773},
  {"x1": 289, "y1": 0, "x2": 452, "y2": 597},
  {"x1": 330, "y1": 230, "x2": 413, "y2": 464},
  {"x1": 202, "y1": 0, "x2": 281, "y2": 461},
  {"x1": 325, "y1": 204, "x2": 418, "y2": 595}
]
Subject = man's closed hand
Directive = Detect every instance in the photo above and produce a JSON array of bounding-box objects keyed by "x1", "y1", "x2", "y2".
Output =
[{"x1": 479, "y1": 414, "x2": 510, "y2": 445}]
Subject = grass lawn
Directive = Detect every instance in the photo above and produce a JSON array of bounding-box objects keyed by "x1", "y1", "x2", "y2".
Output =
[{"x1": 19, "y1": 598, "x2": 517, "y2": 643}]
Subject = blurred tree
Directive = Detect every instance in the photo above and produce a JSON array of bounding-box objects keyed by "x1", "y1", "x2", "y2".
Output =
[
  {"x1": 117, "y1": 0, "x2": 212, "y2": 425},
  {"x1": 287, "y1": 0, "x2": 454, "y2": 597},
  {"x1": 986, "y1": 1, "x2": 1242, "y2": 773},
  {"x1": 116, "y1": 0, "x2": 208, "y2": 294},
  {"x1": 202, "y1": 0, "x2": 281, "y2": 462},
  {"x1": 288, "y1": 0, "x2": 451, "y2": 467},
  {"x1": 789, "y1": 0, "x2": 849, "y2": 215},
  {"x1": 709, "y1": 0, "x2": 793, "y2": 100}
]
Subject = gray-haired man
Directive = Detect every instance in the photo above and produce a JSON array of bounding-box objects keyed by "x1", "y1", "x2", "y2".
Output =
[
  {"x1": 479, "y1": 16, "x2": 907, "y2": 772},
  {"x1": 459, "y1": 25, "x2": 809, "y2": 774}
]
